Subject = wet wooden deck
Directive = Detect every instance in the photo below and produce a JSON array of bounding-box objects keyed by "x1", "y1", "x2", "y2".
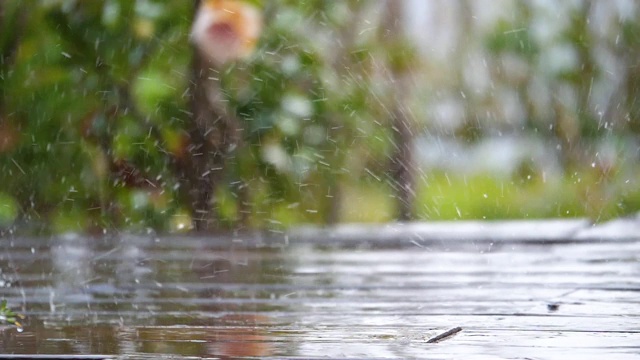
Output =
[{"x1": 0, "y1": 219, "x2": 639, "y2": 359}]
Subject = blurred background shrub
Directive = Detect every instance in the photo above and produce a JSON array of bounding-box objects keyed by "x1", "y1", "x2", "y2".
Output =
[{"x1": 1, "y1": 0, "x2": 640, "y2": 234}]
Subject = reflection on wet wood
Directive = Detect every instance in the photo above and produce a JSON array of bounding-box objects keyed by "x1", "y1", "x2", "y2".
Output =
[{"x1": 0, "y1": 224, "x2": 638, "y2": 359}]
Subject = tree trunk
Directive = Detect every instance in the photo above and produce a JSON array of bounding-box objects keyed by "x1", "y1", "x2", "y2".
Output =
[
  {"x1": 382, "y1": 0, "x2": 416, "y2": 221},
  {"x1": 390, "y1": 103, "x2": 415, "y2": 221},
  {"x1": 179, "y1": 0, "x2": 241, "y2": 231}
]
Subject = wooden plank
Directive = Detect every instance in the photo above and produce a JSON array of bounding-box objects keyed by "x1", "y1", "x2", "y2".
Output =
[
  {"x1": 288, "y1": 219, "x2": 594, "y2": 245},
  {"x1": 0, "y1": 221, "x2": 638, "y2": 359}
]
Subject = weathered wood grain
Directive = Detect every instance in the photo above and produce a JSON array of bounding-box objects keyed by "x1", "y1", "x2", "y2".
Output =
[{"x1": 0, "y1": 219, "x2": 638, "y2": 359}]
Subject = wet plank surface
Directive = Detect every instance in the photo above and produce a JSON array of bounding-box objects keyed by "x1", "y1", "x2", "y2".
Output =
[{"x1": 0, "y1": 220, "x2": 639, "y2": 359}]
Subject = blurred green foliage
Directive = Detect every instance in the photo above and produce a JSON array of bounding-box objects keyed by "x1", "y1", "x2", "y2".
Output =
[
  {"x1": 1, "y1": 0, "x2": 640, "y2": 234},
  {"x1": 0, "y1": 0, "x2": 397, "y2": 233},
  {"x1": 0, "y1": 0, "x2": 194, "y2": 232}
]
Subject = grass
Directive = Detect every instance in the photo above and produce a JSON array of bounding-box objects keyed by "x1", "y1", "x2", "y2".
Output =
[{"x1": 339, "y1": 167, "x2": 640, "y2": 223}]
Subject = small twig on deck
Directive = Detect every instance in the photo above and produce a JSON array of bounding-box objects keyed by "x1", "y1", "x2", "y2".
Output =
[{"x1": 426, "y1": 327, "x2": 463, "y2": 343}]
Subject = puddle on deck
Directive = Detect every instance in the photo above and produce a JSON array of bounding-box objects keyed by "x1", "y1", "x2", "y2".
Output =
[{"x1": 0, "y1": 233, "x2": 638, "y2": 359}]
